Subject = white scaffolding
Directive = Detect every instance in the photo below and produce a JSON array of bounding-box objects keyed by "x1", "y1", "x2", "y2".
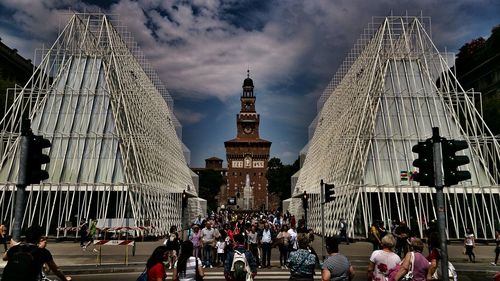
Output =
[
  {"x1": 0, "y1": 12, "x2": 200, "y2": 237},
  {"x1": 291, "y1": 15, "x2": 500, "y2": 239}
]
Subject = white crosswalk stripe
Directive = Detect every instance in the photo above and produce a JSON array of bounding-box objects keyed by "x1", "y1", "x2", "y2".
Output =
[{"x1": 201, "y1": 270, "x2": 323, "y2": 280}]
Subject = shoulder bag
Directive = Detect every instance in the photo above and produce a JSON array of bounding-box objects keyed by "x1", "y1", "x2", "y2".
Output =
[
  {"x1": 136, "y1": 266, "x2": 147, "y2": 281},
  {"x1": 195, "y1": 256, "x2": 204, "y2": 281},
  {"x1": 400, "y1": 252, "x2": 414, "y2": 281}
]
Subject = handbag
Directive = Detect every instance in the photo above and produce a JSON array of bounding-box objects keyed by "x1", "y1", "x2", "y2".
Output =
[
  {"x1": 195, "y1": 256, "x2": 204, "y2": 281},
  {"x1": 400, "y1": 252, "x2": 414, "y2": 281},
  {"x1": 136, "y1": 267, "x2": 147, "y2": 281},
  {"x1": 431, "y1": 261, "x2": 456, "y2": 280}
]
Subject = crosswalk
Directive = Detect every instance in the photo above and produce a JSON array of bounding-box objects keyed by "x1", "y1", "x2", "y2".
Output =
[{"x1": 201, "y1": 270, "x2": 323, "y2": 280}]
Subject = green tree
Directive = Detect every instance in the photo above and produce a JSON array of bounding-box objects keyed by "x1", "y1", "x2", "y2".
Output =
[
  {"x1": 198, "y1": 169, "x2": 224, "y2": 212},
  {"x1": 266, "y1": 157, "x2": 300, "y2": 202}
]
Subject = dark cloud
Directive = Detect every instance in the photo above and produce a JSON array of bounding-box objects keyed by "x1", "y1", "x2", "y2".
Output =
[{"x1": 0, "y1": 0, "x2": 499, "y2": 165}]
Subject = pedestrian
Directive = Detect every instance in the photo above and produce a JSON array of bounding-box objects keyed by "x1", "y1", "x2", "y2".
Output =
[
  {"x1": 321, "y1": 236, "x2": 355, "y2": 281},
  {"x1": 393, "y1": 220, "x2": 411, "y2": 258},
  {"x1": 1, "y1": 225, "x2": 72, "y2": 281},
  {"x1": 190, "y1": 224, "x2": 202, "y2": 258},
  {"x1": 78, "y1": 218, "x2": 89, "y2": 248},
  {"x1": 426, "y1": 232, "x2": 440, "y2": 280},
  {"x1": 367, "y1": 234, "x2": 401, "y2": 281},
  {"x1": 492, "y1": 229, "x2": 500, "y2": 266},
  {"x1": 201, "y1": 221, "x2": 216, "y2": 268},
  {"x1": 216, "y1": 237, "x2": 226, "y2": 267},
  {"x1": 89, "y1": 219, "x2": 97, "y2": 241},
  {"x1": 173, "y1": 240, "x2": 205, "y2": 281},
  {"x1": 287, "y1": 234, "x2": 317, "y2": 281},
  {"x1": 368, "y1": 222, "x2": 382, "y2": 251},
  {"x1": 339, "y1": 219, "x2": 349, "y2": 245},
  {"x1": 247, "y1": 224, "x2": 260, "y2": 268},
  {"x1": 464, "y1": 227, "x2": 476, "y2": 263},
  {"x1": 258, "y1": 222, "x2": 274, "y2": 268},
  {"x1": 393, "y1": 238, "x2": 429, "y2": 281},
  {"x1": 146, "y1": 245, "x2": 168, "y2": 281},
  {"x1": 194, "y1": 215, "x2": 203, "y2": 226},
  {"x1": 288, "y1": 224, "x2": 298, "y2": 253},
  {"x1": 0, "y1": 222, "x2": 7, "y2": 252},
  {"x1": 164, "y1": 225, "x2": 181, "y2": 269},
  {"x1": 276, "y1": 224, "x2": 290, "y2": 269},
  {"x1": 224, "y1": 233, "x2": 257, "y2": 281}
]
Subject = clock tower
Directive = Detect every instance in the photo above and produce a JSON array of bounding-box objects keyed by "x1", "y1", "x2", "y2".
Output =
[{"x1": 224, "y1": 71, "x2": 271, "y2": 210}]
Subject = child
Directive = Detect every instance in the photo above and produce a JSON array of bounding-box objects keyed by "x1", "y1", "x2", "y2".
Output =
[{"x1": 215, "y1": 237, "x2": 226, "y2": 266}]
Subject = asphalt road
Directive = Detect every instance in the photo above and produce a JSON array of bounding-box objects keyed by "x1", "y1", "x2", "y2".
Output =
[{"x1": 47, "y1": 262, "x2": 499, "y2": 281}]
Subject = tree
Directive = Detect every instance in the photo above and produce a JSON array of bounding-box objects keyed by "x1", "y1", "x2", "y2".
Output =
[
  {"x1": 198, "y1": 169, "x2": 224, "y2": 212},
  {"x1": 266, "y1": 157, "x2": 300, "y2": 202}
]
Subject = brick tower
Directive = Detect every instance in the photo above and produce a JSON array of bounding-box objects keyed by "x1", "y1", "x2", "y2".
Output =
[{"x1": 224, "y1": 71, "x2": 271, "y2": 210}]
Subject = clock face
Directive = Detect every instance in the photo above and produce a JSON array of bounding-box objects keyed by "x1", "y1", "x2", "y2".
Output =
[{"x1": 243, "y1": 126, "x2": 253, "y2": 134}]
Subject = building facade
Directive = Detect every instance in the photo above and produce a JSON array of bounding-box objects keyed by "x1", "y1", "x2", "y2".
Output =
[
  {"x1": 290, "y1": 16, "x2": 500, "y2": 239},
  {"x1": 0, "y1": 13, "x2": 199, "y2": 237},
  {"x1": 224, "y1": 73, "x2": 271, "y2": 210}
]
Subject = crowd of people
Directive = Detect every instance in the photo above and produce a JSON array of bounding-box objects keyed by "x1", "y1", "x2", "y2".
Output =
[
  {"x1": 180, "y1": 210, "x2": 310, "y2": 270},
  {"x1": 144, "y1": 209, "x2": 356, "y2": 281},
  {"x1": 1, "y1": 212, "x2": 499, "y2": 281}
]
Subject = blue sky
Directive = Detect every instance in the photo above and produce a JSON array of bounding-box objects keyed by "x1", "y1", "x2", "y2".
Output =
[{"x1": 1, "y1": 0, "x2": 499, "y2": 167}]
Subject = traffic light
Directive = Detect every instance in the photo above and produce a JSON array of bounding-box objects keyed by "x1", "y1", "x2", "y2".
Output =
[
  {"x1": 324, "y1": 183, "x2": 335, "y2": 203},
  {"x1": 442, "y1": 139, "x2": 471, "y2": 186},
  {"x1": 412, "y1": 140, "x2": 434, "y2": 187},
  {"x1": 182, "y1": 190, "x2": 188, "y2": 209},
  {"x1": 302, "y1": 191, "x2": 308, "y2": 209},
  {"x1": 27, "y1": 134, "x2": 51, "y2": 184}
]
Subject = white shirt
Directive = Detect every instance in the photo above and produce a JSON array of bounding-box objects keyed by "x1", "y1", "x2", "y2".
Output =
[
  {"x1": 261, "y1": 229, "x2": 272, "y2": 243},
  {"x1": 216, "y1": 241, "x2": 225, "y2": 253},
  {"x1": 174, "y1": 256, "x2": 202, "y2": 281},
  {"x1": 288, "y1": 228, "x2": 297, "y2": 249},
  {"x1": 202, "y1": 227, "x2": 215, "y2": 243},
  {"x1": 369, "y1": 250, "x2": 401, "y2": 281}
]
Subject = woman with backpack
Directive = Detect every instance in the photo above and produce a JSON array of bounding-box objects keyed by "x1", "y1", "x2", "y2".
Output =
[
  {"x1": 287, "y1": 235, "x2": 317, "y2": 281},
  {"x1": 146, "y1": 245, "x2": 169, "y2": 281},
  {"x1": 173, "y1": 240, "x2": 205, "y2": 281}
]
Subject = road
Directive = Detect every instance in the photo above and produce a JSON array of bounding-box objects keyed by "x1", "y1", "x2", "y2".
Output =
[
  {"x1": 4, "y1": 238, "x2": 498, "y2": 280},
  {"x1": 47, "y1": 262, "x2": 499, "y2": 281}
]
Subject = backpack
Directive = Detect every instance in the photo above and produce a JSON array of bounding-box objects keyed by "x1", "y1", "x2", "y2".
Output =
[
  {"x1": 2, "y1": 244, "x2": 38, "y2": 281},
  {"x1": 230, "y1": 249, "x2": 250, "y2": 281}
]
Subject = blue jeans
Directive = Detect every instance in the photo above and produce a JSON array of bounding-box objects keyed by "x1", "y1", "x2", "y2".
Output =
[
  {"x1": 261, "y1": 242, "x2": 272, "y2": 267},
  {"x1": 203, "y1": 244, "x2": 212, "y2": 266}
]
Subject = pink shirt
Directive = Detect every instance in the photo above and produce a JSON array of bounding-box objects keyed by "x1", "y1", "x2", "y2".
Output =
[
  {"x1": 191, "y1": 231, "x2": 201, "y2": 247},
  {"x1": 410, "y1": 252, "x2": 430, "y2": 281}
]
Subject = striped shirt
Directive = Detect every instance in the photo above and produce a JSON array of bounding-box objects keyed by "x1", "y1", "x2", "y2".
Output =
[
  {"x1": 174, "y1": 256, "x2": 202, "y2": 281},
  {"x1": 322, "y1": 254, "x2": 351, "y2": 281}
]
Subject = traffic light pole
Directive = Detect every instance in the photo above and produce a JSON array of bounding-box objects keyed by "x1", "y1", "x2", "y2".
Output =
[
  {"x1": 13, "y1": 119, "x2": 31, "y2": 242},
  {"x1": 320, "y1": 179, "x2": 326, "y2": 261},
  {"x1": 432, "y1": 127, "x2": 449, "y2": 280}
]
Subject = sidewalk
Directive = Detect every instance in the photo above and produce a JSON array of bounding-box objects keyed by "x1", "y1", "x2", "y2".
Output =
[{"x1": 1, "y1": 237, "x2": 498, "y2": 275}]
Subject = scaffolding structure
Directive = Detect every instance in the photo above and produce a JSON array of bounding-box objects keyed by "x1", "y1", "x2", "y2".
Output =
[
  {"x1": 0, "y1": 12, "x2": 199, "y2": 237},
  {"x1": 291, "y1": 15, "x2": 500, "y2": 239}
]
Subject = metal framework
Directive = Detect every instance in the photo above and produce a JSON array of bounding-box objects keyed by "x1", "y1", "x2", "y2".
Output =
[
  {"x1": 291, "y1": 15, "x2": 500, "y2": 239},
  {"x1": 0, "y1": 12, "x2": 199, "y2": 237}
]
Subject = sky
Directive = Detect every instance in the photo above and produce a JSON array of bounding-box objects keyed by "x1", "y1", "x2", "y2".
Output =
[{"x1": 0, "y1": 0, "x2": 499, "y2": 167}]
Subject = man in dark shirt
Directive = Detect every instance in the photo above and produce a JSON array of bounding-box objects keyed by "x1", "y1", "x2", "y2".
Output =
[
  {"x1": 393, "y1": 220, "x2": 411, "y2": 257},
  {"x1": 2, "y1": 225, "x2": 71, "y2": 281}
]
